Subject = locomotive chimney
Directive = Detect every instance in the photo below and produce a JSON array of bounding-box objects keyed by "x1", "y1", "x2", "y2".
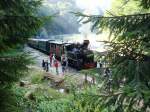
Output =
[
  {"x1": 83, "y1": 40, "x2": 90, "y2": 48},
  {"x1": 83, "y1": 34, "x2": 90, "y2": 49}
]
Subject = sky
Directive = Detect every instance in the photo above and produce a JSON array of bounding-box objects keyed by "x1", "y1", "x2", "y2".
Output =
[
  {"x1": 75, "y1": 0, "x2": 112, "y2": 38},
  {"x1": 75, "y1": 0, "x2": 112, "y2": 51},
  {"x1": 75, "y1": 0, "x2": 112, "y2": 15}
]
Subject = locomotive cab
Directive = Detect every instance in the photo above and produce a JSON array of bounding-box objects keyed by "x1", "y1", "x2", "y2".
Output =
[{"x1": 82, "y1": 50, "x2": 95, "y2": 68}]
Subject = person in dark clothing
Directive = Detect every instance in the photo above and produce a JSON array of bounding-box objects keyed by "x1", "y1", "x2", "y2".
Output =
[
  {"x1": 49, "y1": 53, "x2": 53, "y2": 67},
  {"x1": 100, "y1": 63, "x2": 102, "y2": 68},
  {"x1": 42, "y1": 60, "x2": 45, "y2": 70},
  {"x1": 45, "y1": 60, "x2": 49, "y2": 72},
  {"x1": 104, "y1": 67, "x2": 111, "y2": 77},
  {"x1": 61, "y1": 54, "x2": 68, "y2": 75},
  {"x1": 62, "y1": 59, "x2": 66, "y2": 73}
]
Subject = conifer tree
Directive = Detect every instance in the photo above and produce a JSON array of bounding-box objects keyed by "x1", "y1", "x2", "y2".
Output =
[
  {"x1": 75, "y1": 0, "x2": 150, "y2": 111},
  {"x1": 0, "y1": 0, "x2": 43, "y2": 111}
]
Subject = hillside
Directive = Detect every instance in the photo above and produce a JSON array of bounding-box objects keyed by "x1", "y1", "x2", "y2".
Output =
[{"x1": 37, "y1": 0, "x2": 81, "y2": 38}]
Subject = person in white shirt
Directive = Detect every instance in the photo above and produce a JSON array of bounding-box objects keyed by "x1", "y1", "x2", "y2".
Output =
[
  {"x1": 52, "y1": 53, "x2": 56, "y2": 66},
  {"x1": 97, "y1": 61, "x2": 100, "y2": 68},
  {"x1": 96, "y1": 60, "x2": 101, "y2": 75}
]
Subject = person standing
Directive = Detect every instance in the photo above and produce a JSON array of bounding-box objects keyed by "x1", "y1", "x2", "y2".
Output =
[
  {"x1": 45, "y1": 60, "x2": 49, "y2": 72},
  {"x1": 104, "y1": 67, "x2": 110, "y2": 77},
  {"x1": 96, "y1": 60, "x2": 101, "y2": 75},
  {"x1": 42, "y1": 60, "x2": 45, "y2": 70},
  {"x1": 96, "y1": 60, "x2": 100, "y2": 68},
  {"x1": 61, "y1": 56, "x2": 67, "y2": 75},
  {"x1": 54, "y1": 59, "x2": 59, "y2": 75},
  {"x1": 99, "y1": 59, "x2": 103, "y2": 68},
  {"x1": 65, "y1": 55, "x2": 68, "y2": 71},
  {"x1": 49, "y1": 52, "x2": 53, "y2": 67},
  {"x1": 96, "y1": 61, "x2": 100, "y2": 72},
  {"x1": 52, "y1": 53, "x2": 56, "y2": 66}
]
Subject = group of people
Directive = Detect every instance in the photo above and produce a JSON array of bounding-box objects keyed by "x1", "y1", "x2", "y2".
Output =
[{"x1": 42, "y1": 53, "x2": 68, "y2": 75}]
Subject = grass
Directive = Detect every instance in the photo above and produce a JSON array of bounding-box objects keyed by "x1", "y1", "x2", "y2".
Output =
[{"x1": 14, "y1": 66, "x2": 104, "y2": 112}]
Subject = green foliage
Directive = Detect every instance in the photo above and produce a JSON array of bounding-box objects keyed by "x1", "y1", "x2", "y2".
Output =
[
  {"x1": 65, "y1": 89, "x2": 105, "y2": 112},
  {"x1": 37, "y1": 99, "x2": 70, "y2": 112},
  {"x1": 64, "y1": 74, "x2": 80, "y2": 89},
  {"x1": 0, "y1": 52, "x2": 32, "y2": 84},
  {"x1": 0, "y1": 0, "x2": 44, "y2": 111},
  {"x1": 0, "y1": 0, "x2": 43, "y2": 51},
  {"x1": 0, "y1": 85, "x2": 29, "y2": 112},
  {"x1": 0, "y1": 0, "x2": 43, "y2": 84},
  {"x1": 8, "y1": 83, "x2": 68, "y2": 112},
  {"x1": 11, "y1": 85, "x2": 29, "y2": 112},
  {"x1": 137, "y1": 0, "x2": 150, "y2": 9},
  {"x1": 31, "y1": 71, "x2": 44, "y2": 84},
  {"x1": 33, "y1": 86, "x2": 65, "y2": 102},
  {"x1": 74, "y1": 0, "x2": 150, "y2": 112},
  {"x1": 80, "y1": 68, "x2": 101, "y2": 77},
  {"x1": 110, "y1": 0, "x2": 149, "y2": 15}
]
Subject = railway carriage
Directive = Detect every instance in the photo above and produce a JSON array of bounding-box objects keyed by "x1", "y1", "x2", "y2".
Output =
[
  {"x1": 38, "y1": 39, "x2": 50, "y2": 54},
  {"x1": 28, "y1": 39, "x2": 39, "y2": 49},
  {"x1": 49, "y1": 41, "x2": 65, "y2": 60}
]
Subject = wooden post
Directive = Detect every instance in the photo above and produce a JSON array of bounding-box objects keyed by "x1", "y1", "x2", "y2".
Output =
[
  {"x1": 92, "y1": 76, "x2": 95, "y2": 85},
  {"x1": 84, "y1": 73, "x2": 88, "y2": 88}
]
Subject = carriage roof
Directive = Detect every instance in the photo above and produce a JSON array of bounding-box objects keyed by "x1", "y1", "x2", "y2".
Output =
[
  {"x1": 49, "y1": 41, "x2": 64, "y2": 44},
  {"x1": 29, "y1": 38, "x2": 54, "y2": 42}
]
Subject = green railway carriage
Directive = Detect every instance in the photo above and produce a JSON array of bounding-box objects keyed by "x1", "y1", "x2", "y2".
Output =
[
  {"x1": 38, "y1": 39, "x2": 49, "y2": 53},
  {"x1": 28, "y1": 39, "x2": 39, "y2": 49}
]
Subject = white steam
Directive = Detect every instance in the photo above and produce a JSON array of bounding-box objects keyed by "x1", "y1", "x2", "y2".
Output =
[
  {"x1": 76, "y1": 0, "x2": 112, "y2": 51},
  {"x1": 76, "y1": 0, "x2": 112, "y2": 37}
]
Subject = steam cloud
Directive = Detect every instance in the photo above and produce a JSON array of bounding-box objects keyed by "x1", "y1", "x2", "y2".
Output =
[{"x1": 75, "y1": 0, "x2": 112, "y2": 37}]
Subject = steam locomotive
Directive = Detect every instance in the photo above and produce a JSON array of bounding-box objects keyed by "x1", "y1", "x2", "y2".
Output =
[{"x1": 28, "y1": 38, "x2": 95, "y2": 70}]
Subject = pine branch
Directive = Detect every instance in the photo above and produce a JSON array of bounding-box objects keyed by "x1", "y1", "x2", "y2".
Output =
[
  {"x1": 72, "y1": 1, "x2": 150, "y2": 111},
  {"x1": 74, "y1": 12, "x2": 150, "y2": 19}
]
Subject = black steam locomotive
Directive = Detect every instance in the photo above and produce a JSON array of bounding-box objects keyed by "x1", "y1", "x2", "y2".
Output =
[{"x1": 28, "y1": 38, "x2": 95, "y2": 70}]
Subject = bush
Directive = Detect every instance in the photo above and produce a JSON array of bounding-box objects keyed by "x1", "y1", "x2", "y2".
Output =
[
  {"x1": 64, "y1": 74, "x2": 80, "y2": 89},
  {"x1": 31, "y1": 71, "x2": 44, "y2": 84},
  {"x1": 37, "y1": 99, "x2": 70, "y2": 112},
  {"x1": 32, "y1": 86, "x2": 66, "y2": 102},
  {"x1": 8, "y1": 85, "x2": 30, "y2": 112}
]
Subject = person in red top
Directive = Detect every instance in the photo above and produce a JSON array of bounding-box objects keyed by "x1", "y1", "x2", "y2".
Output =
[
  {"x1": 49, "y1": 52, "x2": 53, "y2": 67},
  {"x1": 54, "y1": 59, "x2": 59, "y2": 75}
]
